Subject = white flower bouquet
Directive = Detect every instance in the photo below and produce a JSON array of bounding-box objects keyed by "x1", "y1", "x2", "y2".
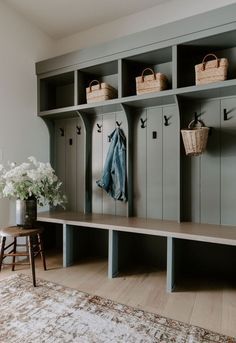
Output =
[{"x1": 0, "y1": 156, "x2": 66, "y2": 207}]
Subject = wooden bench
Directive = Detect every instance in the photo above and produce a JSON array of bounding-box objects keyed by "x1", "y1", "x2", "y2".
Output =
[{"x1": 37, "y1": 211, "x2": 236, "y2": 292}]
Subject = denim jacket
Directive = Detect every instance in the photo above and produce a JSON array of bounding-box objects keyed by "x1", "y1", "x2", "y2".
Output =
[{"x1": 96, "y1": 128, "x2": 127, "y2": 201}]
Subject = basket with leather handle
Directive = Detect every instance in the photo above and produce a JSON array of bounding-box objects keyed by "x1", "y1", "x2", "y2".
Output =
[
  {"x1": 181, "y1": 119, "x2": 209, "y2": 156},
  {"x1": 86, "y1": 80, "x2": 117, "y2": 103},
  {"x1": 195, "y1": 53, "x2": 228, "y2": 85},
  {"x1": 135, "y1": 68, "x2": 168, "y2": 95}
]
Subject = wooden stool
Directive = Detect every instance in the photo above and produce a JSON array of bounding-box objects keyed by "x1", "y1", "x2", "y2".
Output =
[{"x1": 0, "y1": 226, "x2": 46, "y2": 287}]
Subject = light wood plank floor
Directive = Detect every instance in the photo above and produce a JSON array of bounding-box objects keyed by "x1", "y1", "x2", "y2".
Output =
[{"x1": 0, "y1": 253, "x2": 236, "y2": 338}]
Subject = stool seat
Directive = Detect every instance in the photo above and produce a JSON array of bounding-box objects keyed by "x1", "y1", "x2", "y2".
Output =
[
  {"x1": 0, "y1": 226, "x2": 43, "y2": 237},
  {"x1": 0, "y1": 225, "x2": 46, "y2": 287}
]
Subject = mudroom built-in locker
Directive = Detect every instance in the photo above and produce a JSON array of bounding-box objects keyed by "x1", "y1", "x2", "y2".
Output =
[{"x1": 37, "y1": 4, "x2": 236, "y2": 289}]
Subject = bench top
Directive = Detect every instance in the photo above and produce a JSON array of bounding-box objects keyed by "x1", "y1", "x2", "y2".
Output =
[{"x1": 37, "y1": 211, "x2": 236, "y2": 246}]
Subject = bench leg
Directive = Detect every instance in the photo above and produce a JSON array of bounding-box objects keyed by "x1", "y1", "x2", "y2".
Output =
[
  {"x1": 63, "y1": 224, "x2": 74, "y2": 267},
  {"x1": 108, "y1": 230, "x2": 118, "y2": 278},
  {"x1": 167, "y1": 237, "x2": 175, "y2": 292}
]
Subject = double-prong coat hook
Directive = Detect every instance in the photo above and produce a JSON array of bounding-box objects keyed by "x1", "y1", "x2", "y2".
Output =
[
  {"x1": 59, "y1": 128, "x2": 64, "y2": 137},
  {"x1": 164, "y1": 115, "x2": 170, "y2": 126},
  {"x1": 76, "y1": 126, "x2": 81, "y2": 135},
  {"x1": 140, "y1": 118, "x2": 147, "y2": 129},
  {"x1": 224, "y1": 108, "x2": 228, "y2": 121},
  {"x1": 97, "y1": 123, "x2": 102, "y2": 133},
  {"x1": 116, "y1": 121, "x2": 122, "y2": 127}
]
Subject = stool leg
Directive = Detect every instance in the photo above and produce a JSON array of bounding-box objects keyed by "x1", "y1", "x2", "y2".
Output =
[
  {"x1": 12, "y1": 237, "x2": 17, "y2": 271},
  {"x1": 37, "y1": 233, "x2": 46, "y2": 271},
  {"x1": 0, "y1": 236, "x2": 6, "y2": 272},
  {"x1": 28, "y1": 236, "x2": 36, "y2": 287}
]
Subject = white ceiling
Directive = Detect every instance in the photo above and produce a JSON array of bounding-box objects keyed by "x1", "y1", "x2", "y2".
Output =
[{"x1": 3, "y1": 0, "x2": 168, "y2": 39}]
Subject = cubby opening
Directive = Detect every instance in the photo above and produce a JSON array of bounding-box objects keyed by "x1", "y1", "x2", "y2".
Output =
[
  {"x1": 122, "y1": 47, "x2": 172, "y2": 97},
  {"x1": 175, "y1": 239, "x2": 236, "y2": 290},
  {"x1": 78, "y1": 61, "x2": 119, "y2": 105},
  {"x1": 117, "y1": 232, "x2": 167, "y2": 275},
  {"x1": 40, "y1": 72, "x2": 74, "y2": 111},
  {"x1": 177, "y1": 30, "x2": 236, "y2": 88},
  {"x1": 73, "y1": 228, "x2": 108, "y2": 262}
]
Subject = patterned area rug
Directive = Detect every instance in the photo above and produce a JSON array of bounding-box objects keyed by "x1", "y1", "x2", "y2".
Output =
[{"x1": 0, "y1": 274, "x2": 235, "y2": 343}]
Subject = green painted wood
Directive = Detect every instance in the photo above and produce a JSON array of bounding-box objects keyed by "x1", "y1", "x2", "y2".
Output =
[
  {"x1": 147, "y1": 107, "x2": 163, "y2": 219},
  {"x1": 74, "y1": 70, "x2": 78, "y2": 105},
  {"x1": 172, "y1": 45, "x2": 177, "y2": 89},
  {"x1": 167, "y1": 237, "x2": 175, "y2": 292},
  {"x1": 121, "y1": 104, "x2": 134, "y2": 216},
  {"x1": 54, "y1": 119, "x2": 66, "y2": 195},
  {"x1": 115, "y1": 111, "x2": 128, "y2": 216},
  {"x1": 221, "y1": 96, "x2": 236, "y2": 225},
  {"x1": 65, "y1": 118, "x2": 77, "y2": 211},
  {"x1": 108, "y1": 230, "x2": 119, "y2": 278},
  {"x1": 36, "y1": 5, "x2": 236, "y2": 75},
  {"x1": 63, "y1": 224, "x2": 74, "y2": 267},
  {"x1": 200, "y1": 100, "x2": 221, "y2": 225},
  {"x1": 163, "y1": 105, "x2": 179, "y2": 220},
  {"x1": 76, "y1": 116, "x2": 86, "y2": 212},
  {"x1": 102, "y1": 113, "x2": 116, "y2": 215},
  {"x1": 118, "y1": 59, "x2": 122, "y2": 98},
  {"x1": 76, "y1": 111, "x2": 92, "y2": 213},
  {"x1": 92, "y1": 115, "x2": 103, "y2": 213},
  {"x1": 181, "y1": 101, "x2": 201, "y2": 222},
  {"x1": 133, "y1": 109, "x2": 147, "y2": 218}
]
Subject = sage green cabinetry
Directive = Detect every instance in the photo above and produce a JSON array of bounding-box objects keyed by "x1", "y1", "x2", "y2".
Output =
[{"x1": 36, "y1": 4, "x2": 236, "y2": 285}]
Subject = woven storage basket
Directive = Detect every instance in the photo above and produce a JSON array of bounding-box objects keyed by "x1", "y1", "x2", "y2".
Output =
[
  {"x1": 195, "y1": 54, "x2": 228, "y2": 85},
  {"x1": 136, "y1": 68, "x2": 168, "y2": 95},
  {"x1": 86, "y1": 80, "x2": 117, "y2": 103},
  {"x1": 181, "y1": 120, "x2": 209, "y2": 156}
]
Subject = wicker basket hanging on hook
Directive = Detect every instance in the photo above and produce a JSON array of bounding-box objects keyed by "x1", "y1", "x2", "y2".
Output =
[{"x1": 181, "y1": 119, "x2": 209, "y2": 156}]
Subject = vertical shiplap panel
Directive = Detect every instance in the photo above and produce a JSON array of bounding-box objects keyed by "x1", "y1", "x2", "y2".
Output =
[
  {"x1": 163, "y1": 105, "x2": 179, "y2": 220},
  {"x1": 54, "y1": 120, "x2": 66, "y2": 195},
  {"x1": 92, "y1": 115, "x2": 103, "y2": 214},
  {"x1": 65, "y1": 118, "x2": 77, "y2": 211},
  {"x1": 115, "y1": 111, "x2": 128, "y2": 216},
  {"x1": 133, "y1": 109, "x2": 147, "y2": 218},
  {"x1": 181, "y1": 102, "x2": 201, "y2": 222},
  {"x1": 102, "y1": 113, "x2": 116, "y2": 215},
  {"x1": 200, "y1": 100, "x2": 221, "y2": 224},
  {"x1": 221, "y1": 97, "x2": 236, "y2": 225},
  {"x1": 76, "y1": 116, "x2": 85, "y2": 212},
  {"x1": 147, "y1": 107, "x2": 163, "y2": 219}
]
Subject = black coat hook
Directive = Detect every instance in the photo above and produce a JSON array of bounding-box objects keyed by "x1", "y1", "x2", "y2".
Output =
[
  {"x1": 140, "y1": 118, "x2": 147, "y2": 129},
  {"x1": 96, "y1": 123, "x2": 102, "y2": 133},
  {"x1": 224, "y1": 108, "x2": 228, "y2": 121},
  {"x1": 76, "y1": 126, "x2": 81, "y2": 135},
  {"x1": 164, "y1": 115, "x2": 170, "y2": 126},
  {"x1": 116, "y1": 121, "x2": 122, "y2": 127},
  {"x1": 59, "y1": 128, "x2": 64, "y2": 137}
]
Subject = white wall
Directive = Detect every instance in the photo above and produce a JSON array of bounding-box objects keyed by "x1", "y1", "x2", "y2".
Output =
[
  {"x1": 0, "y1": 2, "x2": 54, "y2": 225},
  {"x1": 54, "y1": 0, "x2": 236, "y2": 55}
]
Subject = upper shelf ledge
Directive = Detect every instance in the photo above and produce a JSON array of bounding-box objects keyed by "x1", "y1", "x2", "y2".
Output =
[{"x1": 38, "y1": 79, "x2": 236, "y2": 118}]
